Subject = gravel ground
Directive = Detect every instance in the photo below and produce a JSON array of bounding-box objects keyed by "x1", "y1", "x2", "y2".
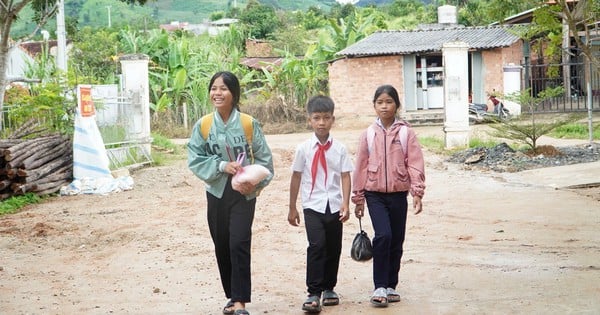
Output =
[{"x1": 447, "y1": 142, "x2": 600, "y2": 172}]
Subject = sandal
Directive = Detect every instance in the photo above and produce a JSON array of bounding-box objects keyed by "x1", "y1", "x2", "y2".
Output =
[
  {"x1": 370, "y1": 287, "x2": 388, "y2": 307},
  {"x1": 302, "y1": 294, "x2": 322, "y2": 313},
  {"x1": 386, "y1": 287, "x2": 401, "y2": 303},
  {"x1": 233, "y1": 309, "x2": 250, "y2": 315},
  {"x1": 223, "y1": 300, "x2": 235, "y2": 315},
  {"x1": 322, "y1": 290, "x2": 339, "y2": 306}
]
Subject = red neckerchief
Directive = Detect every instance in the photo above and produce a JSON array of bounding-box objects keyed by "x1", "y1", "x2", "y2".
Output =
[{"x1": 310, "y1": 140, "x2": 332, "y2": 197}]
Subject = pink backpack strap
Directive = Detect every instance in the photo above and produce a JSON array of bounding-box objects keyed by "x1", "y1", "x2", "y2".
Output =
[{"x1": 367, "y1": 125, "x2": 408, "y2": 165}]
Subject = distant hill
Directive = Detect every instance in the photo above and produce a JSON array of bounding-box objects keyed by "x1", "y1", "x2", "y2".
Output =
[
  {"x1": 75, "y1": 0, "x2": 401, "y2": 26},
  {"x1": 10, "y1": 0, "x2": 419, "y2": 38}
]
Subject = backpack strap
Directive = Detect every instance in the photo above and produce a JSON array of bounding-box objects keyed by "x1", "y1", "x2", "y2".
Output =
[
  {"x1": 399, "y1": 125, "x2": 408, "y2": 165},
  {"x1": 199, "y1": 114, "x2": 213, "y2": 140},
  {"x1": 239, "y1": 113, "x2": 254, "y2": 163},
  {"x1": 199, "y1": 112, "x2": 255, "y2": 163},
  {"x1": 367, "y1": 124, "x2": 408, "y2": 165}
]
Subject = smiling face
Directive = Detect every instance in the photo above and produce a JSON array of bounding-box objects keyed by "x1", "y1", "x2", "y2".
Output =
[
  {"x1": 210, "y1": 76, "x2": 234, "y2": 112},
  {"x1": 373, "y1": 92, "x2": 398, "y2": 122}
]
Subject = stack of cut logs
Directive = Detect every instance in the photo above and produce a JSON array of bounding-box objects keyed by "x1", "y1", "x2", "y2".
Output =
[{"x1": 0, "y1": 119, "x2": 73, "y2": 200}]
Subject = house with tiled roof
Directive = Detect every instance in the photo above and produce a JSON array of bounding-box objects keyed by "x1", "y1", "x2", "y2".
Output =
[
  {"x1": 6, "y1": 40, "x2": 72, "y2": 83},
  {"x1": 328, "y1": 8, "x2": 525, "y2": 118}
]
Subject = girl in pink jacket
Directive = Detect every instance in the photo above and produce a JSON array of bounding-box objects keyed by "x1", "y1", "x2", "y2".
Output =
[{"x1": 352, "y1": 84, "x2": 426, "y2": 308}]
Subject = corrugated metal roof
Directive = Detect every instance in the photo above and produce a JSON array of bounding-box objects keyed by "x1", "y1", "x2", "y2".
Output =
[{"x1": 337, "y1": 25, "x2": 524, "y2": 57}]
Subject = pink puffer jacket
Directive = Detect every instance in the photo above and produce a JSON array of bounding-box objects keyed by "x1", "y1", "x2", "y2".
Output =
[{"x1": 351, "y1": 120, "x2": 426, "y2": 205}]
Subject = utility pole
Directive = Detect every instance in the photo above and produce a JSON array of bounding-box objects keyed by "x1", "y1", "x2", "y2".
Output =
[
  {"x1": 106, "y1": 6, "x2": 112, "y2": 28},
  {"x1": 56, "y1": 0, "x2": 67, "y2": 74}
]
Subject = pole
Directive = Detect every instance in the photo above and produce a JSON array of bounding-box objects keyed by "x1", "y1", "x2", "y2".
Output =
[
  {"x1": 106, "y1": 6, "x2": 112, "y2": 28},
  {"x1": 56, "y1": 0, "x2": 67, "y2": 73},
  {"x1": 586, "y1": 60, "x2": 593, "y2": 145}
]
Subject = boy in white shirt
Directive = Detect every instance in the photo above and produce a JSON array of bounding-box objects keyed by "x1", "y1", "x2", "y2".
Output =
[{"x1": 288, "y1": 95, "x2": 354, "y2": 313}]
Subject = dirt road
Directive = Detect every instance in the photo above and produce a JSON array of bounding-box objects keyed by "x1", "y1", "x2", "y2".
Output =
[{"x1": 1, "y1": 125, "x2": 599, "y2": 315}]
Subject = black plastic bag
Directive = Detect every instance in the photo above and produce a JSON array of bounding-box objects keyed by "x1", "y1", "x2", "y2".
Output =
[{"x1": 350, "y1": 218, "x2": 373, "y2": 262}]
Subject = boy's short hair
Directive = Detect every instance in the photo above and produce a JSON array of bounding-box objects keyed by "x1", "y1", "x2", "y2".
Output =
[{"x1": 307, "y1": 95, "x2": 335, "y2": 115}]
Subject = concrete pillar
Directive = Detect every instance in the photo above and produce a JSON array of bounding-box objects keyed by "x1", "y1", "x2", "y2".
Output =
[
  {"x1": 442, "y1": 41, "x2": 470, "y2": 149},
  {"x1": 119, "y1": 54, "x2": 151, "y2": 153}
]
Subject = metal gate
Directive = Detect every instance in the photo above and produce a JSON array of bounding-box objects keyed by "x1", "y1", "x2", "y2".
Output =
[{"x1": 93, "y1": 85, "x2": 153, "y2": 170}]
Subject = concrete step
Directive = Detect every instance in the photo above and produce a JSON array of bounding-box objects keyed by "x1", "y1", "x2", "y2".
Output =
[{"x1": 404, "y1": 109, "x2": 444, "y2": 126}]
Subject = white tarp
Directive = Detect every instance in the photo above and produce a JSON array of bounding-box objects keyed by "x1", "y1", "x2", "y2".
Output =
[{"x1": 61, "y1": 85, "x2": 134, "y2": 196}]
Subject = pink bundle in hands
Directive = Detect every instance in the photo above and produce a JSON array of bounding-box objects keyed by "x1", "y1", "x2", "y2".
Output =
[{"x1": 232, "y1": 152, "x2": 271, "y2": 191}]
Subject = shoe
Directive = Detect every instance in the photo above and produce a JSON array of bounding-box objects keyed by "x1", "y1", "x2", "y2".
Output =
[
  {"x1": 322, "y1": 290, "x2": 339, "y2": 306},
  {"x1": 302, "y1": 294, "x2": 322, "y2": 313},
  {"x1": 386, "y1": 287, "x2": 401, "y2": 303},
  {"x1": 370, "y1": 287, "x2": 388, "y2": 307},
  {"x1": 223, "y1": 300, "x2": 235, "y2": 315},
  {"x1": 233, "y1": 309, "x2": 250, "y2": 315}
]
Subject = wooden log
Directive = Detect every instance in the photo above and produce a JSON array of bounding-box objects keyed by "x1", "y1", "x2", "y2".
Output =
[
  {"x1": 7, "y1": 118, "x2": 49, "y2": 140},
  {"x1": 13, "y1": 170, "x2": 72, "y2": 194},
  {"x1": 3, "y1": 135, "x2": 58, "y2": 161},
  {"x1": 32, "y1": 179, "x2": 71, "y2": 195},
  {"x1": 0, "y1": 179, "x2": 11, "y2": 190},
  {"x1": 17, "y1": 154, "x2": 72, "y2": 182},
  {"x1": 6, "y1": 168, "x2": 17, "y2": 179},
  {"x1": 6, "y1": 136, "x2": 67, "y2": 169},
  {"x1": 0, "y1": 139, "x2": 25, "y2": 148},
  {"x1": 18, "y1": 162, "x2": 72, "y2": 181},
  {"x1": 20, "y1": 139, "x2": 71, "y2": 170}
]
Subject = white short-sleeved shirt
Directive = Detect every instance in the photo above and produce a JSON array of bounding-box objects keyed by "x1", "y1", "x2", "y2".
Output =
[{"x1": 291, "y1": 134, "x2": 354, "y2": 214}]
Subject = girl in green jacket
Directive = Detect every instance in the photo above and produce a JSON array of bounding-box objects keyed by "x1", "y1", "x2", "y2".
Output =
[{"x1": 188, "y1": 71, "x2": 274, "y2": 315}]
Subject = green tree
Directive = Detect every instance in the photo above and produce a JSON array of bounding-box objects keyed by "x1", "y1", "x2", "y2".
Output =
[
  {"x1": 0, "y1": 0, "x2": 149, "y2": 116},
  {"x1": 70, "y1": 27, "x2": 121, "y2": 84},
  {"x1": 300, "y1": 6, "x2": 328, "y2": 30},
  {"x1": 238, "y1": 0, "x2": 281, "y2": 39},
  {"x1": 386, "y1": 0, "x2": 424, "y2": 17},
  {"x1": 488, "y1": 87, "x2": 580, "y2": 151},
  {"x1": 485, "y1": 0, "x2": 539, "y2": 24}
]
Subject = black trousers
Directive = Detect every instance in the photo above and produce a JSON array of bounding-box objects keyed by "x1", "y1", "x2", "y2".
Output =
[
  {"x1": 206, "y1": 177, "x2": 256, "y2": 303},
  {"x1": 365, "y1": 191, "x2": 408, "y2": 290},
  {"x1": 303, "y1": 204, "x2": 343, "y2": 297}
]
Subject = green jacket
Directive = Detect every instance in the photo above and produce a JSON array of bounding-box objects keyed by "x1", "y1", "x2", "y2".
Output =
[{"x1": 187, "y1": 110, "x2": 274, "y2": 199}]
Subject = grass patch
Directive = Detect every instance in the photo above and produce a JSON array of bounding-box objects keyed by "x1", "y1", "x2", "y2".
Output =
[
  {"x1": 469, "y1": 138, "x2": 502, "y2": 148},
  {"x1": 419, "y1": 136, "x2": 445, "y2": 154},
  {"x1": 420, "y1": 135, "x2": 523, "y2": 156},
  {"x1": 150, "y1": 133, "x2": 186, "y2": 166},
  {"x1": 0, "y1": 193, "x2": 43, "y2": 216},
  {"x1": 550, "y1": 122, "x2": 600, "y2": 140}
]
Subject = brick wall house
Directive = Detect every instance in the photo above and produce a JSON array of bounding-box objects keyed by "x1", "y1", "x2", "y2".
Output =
[{"x1": 329, "y1": 25, "x2": 524, "y2": 119}]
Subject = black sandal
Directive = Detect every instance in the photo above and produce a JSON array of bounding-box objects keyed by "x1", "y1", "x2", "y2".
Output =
[
  {"x1": 302, "y1": 295, "x2": 322, "y2": 313},
  {"x1": 322, "y1": 290, "x2": 339, "y2": 306},
  {"x1": 223, "y1": 300, "x2": 235, "y2": 315}
]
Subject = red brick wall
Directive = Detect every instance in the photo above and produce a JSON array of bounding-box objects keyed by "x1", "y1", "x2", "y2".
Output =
[
  {"x1": 245, "y1": 39, "x2": 273, "y2": 57},
  {"x1": 329, "y1": 56, "x2": 403, "y2": 119},
  {"x1": 482, "y1": 42, "x2": 523, "y2": 98},
  {"x1": 329, "y1": 43, "x2": 523, "y2": 118}
]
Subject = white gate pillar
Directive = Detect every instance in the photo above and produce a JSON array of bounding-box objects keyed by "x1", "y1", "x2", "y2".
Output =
[
  {"x1": 442, "y1": 41, "x2": 470, "y2": 149},
  {"x1": 119, "y1": 54, "x2": 151, "y2": 153}
]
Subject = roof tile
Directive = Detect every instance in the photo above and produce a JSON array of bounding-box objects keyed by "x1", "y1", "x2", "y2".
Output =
[{"x1": 337, "y1": 25, "x2": 524, "y2": 57}]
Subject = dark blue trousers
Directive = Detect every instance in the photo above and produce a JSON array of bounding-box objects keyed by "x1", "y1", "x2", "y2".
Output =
[
  {"x1": 206, "y1": 177, "x2": 256, "y2": 303},
  {"x1": 365, "y1": 191, "x2": 408, "y2": 290},
  {"x1": 303, "y1": 203, "x2": 343, "y2": 297}
]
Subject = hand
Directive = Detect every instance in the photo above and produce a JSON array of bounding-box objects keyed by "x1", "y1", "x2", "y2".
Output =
[
  {"x1": 338, "y1": 207, "x2": 350, "y2": 223},
  {"x1": 288, "y1": 208, "x2": 300, "y2": 226},
  {"x1": 225, "y1": 161, "x2": 242, "y2": 175},
  {"x1": 234, "y1": 181, "x2": 255, "y2": 195},
  {"x1": 354, "y1": 204, "x2": 364, "y2": 219},
  {"x1": 413, "y1": 195, "x2": 423, "y2": 214}
]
